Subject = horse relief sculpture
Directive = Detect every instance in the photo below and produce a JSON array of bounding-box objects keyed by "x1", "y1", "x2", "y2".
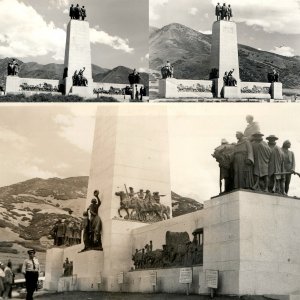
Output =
[
  {"x1": 115, "y1": 185, "x2": 171, "y2": 223},
  {"x1": 72, "y1": 67, "x2": 88, "y2": 86}
]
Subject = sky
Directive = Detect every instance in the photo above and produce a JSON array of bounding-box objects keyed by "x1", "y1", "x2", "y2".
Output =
[
  {"x1": 150, "y1": 0, "x2": 300, "y2": 57},
  {"x1": 0, "y1": 0, "x2": 149, "y2": 71},
  {"x1": 1, "y1": 103, "x2": 300, "y2": 203}
]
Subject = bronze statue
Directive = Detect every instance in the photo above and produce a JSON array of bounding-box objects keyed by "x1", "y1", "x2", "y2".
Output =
[
  {"x1": 267, "y1": 69, "x2": 280, "y2": 83},
  {"x1": 161, "y1": 61, "x2": 173, "y2": 79},
  {"x1": 72, "y1": 67, "x2": 88, "y2": 86},
  {"x1": 215, "y1": 3, "x2": 221, "y2": 21},
  {"x1": 212, "y1": 139, "x2": 235, "y2": 193},
  {"x1": 221, "y1": 3, "x2": 228, "y2": 20},
  {"x1": 251, "y1": 132, "x2": 271, "y2": 192},
  {"x1": 69, "y1": 4, "x2": 75, "y2": 19},
  {"x1": 244, "y1": 115, "x2": 260, "y2": 141},
  {"x1": 233, "y1": 131, "x2": 254, "y2": 189},
  {"x1": 281, "y1": 140, "x2": 295, "y2": 194},
  {"x1": 7, "y1": 59, "x2": 19, "y2": 76},
  {"x1": 223, "y1": 69, "x2": 237, "y2": 86},
  {"x1": 227, "y1": 5, "x2": 232, "y2": 20}
]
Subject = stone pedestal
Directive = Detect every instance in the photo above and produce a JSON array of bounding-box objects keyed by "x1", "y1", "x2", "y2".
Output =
[
  {"x1": 223, "y1": 86, "x2": 241, "y2": 99},
  {"x1": 44, "y1": 248, "x2": 64, "y2": 290},
  {"x1": 87, "y1": 106, "x2": 173, "y2": 291},
  {"x1": 271, "y1": 82, "x2": 283, "y2": 100},
  {"x1": 203, "y1": 190, "x2": 300, "y2": 295},
  {"x1": 210, "y1": 21, "x2": 240, "y2": 97},
  {"x1": 63, "y1": 20, "x2": 93, "y2": 95},
  {"x1": 5, "y1": 76, "x2": 20, "y2": 94}
]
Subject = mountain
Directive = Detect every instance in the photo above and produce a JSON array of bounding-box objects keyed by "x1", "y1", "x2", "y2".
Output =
[
  {"x1": 0, "y1": 58, "x2": 148, "y2": 89},
  {"x1": 150, "y1": 23, "x2": 300, "y2": 89},
  {"x1": 0, "y1": 177, "x2": 202, "y2": 251},
  {"x1": 171, "y1": 191, "x2": 204, "y2": 217}
]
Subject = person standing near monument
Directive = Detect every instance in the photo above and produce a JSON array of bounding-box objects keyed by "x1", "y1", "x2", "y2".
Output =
[
  {"x1": 22, "y1": 249, "x2": 40, "y2": 300},
  {"x1": 282, "y1": 140, "x2": 295, "y2": 194},
  {"x1": 267, "y1": 135, "x2": 285, "y2": 194},
  {"x1": 233, "y1": 131, "x2": 254, "y2": 189},
  {"x1": 3, "y1": 261, "x2": 13, "y2": 299},
  {"x1": 215, "y1": 3, "x2": 222, "y2": 21},
  {"x1": 251, "y1": 132, "x2": 271, "y2": 192},
  {"x1": 244, "y1": 115, "x2": 260, "y2": 141}
]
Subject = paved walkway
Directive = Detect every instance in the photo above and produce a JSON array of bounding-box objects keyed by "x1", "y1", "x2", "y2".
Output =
[{"x1": 35, "y1": 291, "x2": 242, "y2": 300}]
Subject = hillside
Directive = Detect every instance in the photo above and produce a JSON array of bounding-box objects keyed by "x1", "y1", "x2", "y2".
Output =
[
  {"x1": 150, "y1": 23, "x2": 300, "y2": 89},
  {"x1": 0, "y1": 58, "x2": 148, "y2": 89},
  {"x1": 0, "y1": 176, "x2": 203, "y2": 252}
]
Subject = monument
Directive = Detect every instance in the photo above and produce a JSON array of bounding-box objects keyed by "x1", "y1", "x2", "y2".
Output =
[
  {"x1": 44, "y1": 108, "x2": 300, "y2": 297},
  {"x1": 158, "y1": 5, "x2": 283, "y2": 101},
  {"x1": 63, "y1": 19, "x2": 93, "y2": 97}
]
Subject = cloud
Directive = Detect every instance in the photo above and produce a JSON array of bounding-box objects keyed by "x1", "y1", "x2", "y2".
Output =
[
  {"x1": 54, "y1": 113, "x2": 95, "y2": 153},
  {"x1": 0, "y1": 0, "x2": 65, "y2": 61},
  {"x1": 140, "y1": 53, "x2": 149, "y2": 62},
  {"x1": 20, "y1": 165, "x2": 59, "y2": 179},
  {"x1": 90, "y1": 28, "x2": 134, "y2": 53},
  {"x1": 270, "y1": 46, "x2": 295, "y2": 57},
  {"x1": 211, "y1": 0, "x2": 300, "y2": 34},
  {"x1": 150, "y1": 0, "x2": 169, "y2": 21},
  {"x1": 189, "y1": 7, "x2": 198, "y2": 15},
  {"x1": 50, "y1": 0, "x2": 70, "y2": 9}
]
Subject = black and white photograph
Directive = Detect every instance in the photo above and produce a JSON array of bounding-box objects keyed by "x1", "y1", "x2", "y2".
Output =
[
  {"x1": 0, "y1": 0, "x2": 149, "y2": 102},
  {"x1": 149, "y1": 0, "x2": 300, "y2": 102}
]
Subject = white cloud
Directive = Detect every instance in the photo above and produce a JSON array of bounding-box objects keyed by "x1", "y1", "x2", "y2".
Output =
[
  {"x1": 50, "y1": 0, "x2": 70, "y2": 9},
  {"x1": 0, "y1": 0, "x2": 66, "y2": 61},
  {"x1": 189, "y1": 7, "x2": 198, "y2": 15},
  {"x1": 150, "y1": 0, "x2": 169, "y2": 21},
  {"x1": 20, "y1": 165, "x2": 59, "y2": 180},
  {"x1": 211, "y1": 0, "x2": 300, "y2": 34},
  {"x1": 54, "y1": 113, "x2": 95, "y2": 153},
  {"x1": 138, "y1": 67, "x2": 149, "y2": 73},
  {"x1": 199, "y1": 30, "x2": 212, "y2": 35},
  {"x1": 63, "y1": 8, "x2": 68, "y2": 14},
  {"x1": 140, "y1": 53, "x2": 149, "y2": 62},
  {"x1": 270, "y1": 46, "x2": 295, "y2": 57},
  {"x1": 90, "y1": 27, "x2": 134, "y2": 53}
]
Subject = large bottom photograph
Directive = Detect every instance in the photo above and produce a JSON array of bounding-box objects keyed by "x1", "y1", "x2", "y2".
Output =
[{"x1": 0, "y1": 103, "x2": 299, "y2": 298}]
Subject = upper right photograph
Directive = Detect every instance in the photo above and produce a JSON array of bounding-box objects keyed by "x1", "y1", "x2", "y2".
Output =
[{"x1": 149, "y1": 0, "x2": 300, "y2": 102}]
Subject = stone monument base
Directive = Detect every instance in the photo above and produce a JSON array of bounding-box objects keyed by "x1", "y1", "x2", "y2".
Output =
[
  {"x1": 159, "y1": 78, "x2": 213, "y2": 98},
  {"x1": 71, "y1": 86, "x2": 94, "y2": 98},
  {"x1": 271, "y1": 82, "x2": 283, "y2": 100},
  {"x1": 5, "y1": 76, "x2": 20, "y2": 93},
  {"x1": 223, "y1": 86, "x2": 241, "y2": 99}
]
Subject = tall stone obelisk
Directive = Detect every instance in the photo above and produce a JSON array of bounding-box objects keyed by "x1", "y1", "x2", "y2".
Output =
[
  {"x1": 210, "y1": 21, "x2": 240, "y2": 97},
  {"x1": 63, "y1": 20, "x2": 93, "y2": 96},
  {"x1": 85, "y1": 105, "x2": 172, "y2": 291}
]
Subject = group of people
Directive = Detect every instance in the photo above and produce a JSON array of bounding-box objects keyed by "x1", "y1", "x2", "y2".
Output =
[
  {"x1": 0, "y1": 261, "x2": 13, "y2": 299},
  {"x1": 7, "y1": 59, "x2": 19, "y2": 76},
  {"x1": 50, "y1": 219, "x2": 82, "y2": 247},
  {"x1": 161, "y1": 61, "x2": 174, "y2": 79},
  {"x1": 223, "y1": 69, "x2": 237, "y2": 86},
  {"x1": 215, "y1": 3, "x2": 233, "y2": 21},
  {"x1": 72, "y1": 67, "x2": 88, "y2": 86},
  {"x1": 69, "y1": 4, "x2": 86, "y2": 20},
  {"x1": 267, "y1": 68, "x2": 280, "y2": 83},
  {"x1": 213, "y1": 115, "x2": 296, "y2": 195},
  {"x1": 62, "y1": 258, "x2": 73, "y2": 277}
]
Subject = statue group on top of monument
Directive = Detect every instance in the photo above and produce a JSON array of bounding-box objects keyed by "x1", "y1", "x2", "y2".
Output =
[
  {"x1": 7, "y1": 59, "x2": 19, "y2": 76},
  {"x1": 267, "y1": 68, "x2": 280, "y2": 83},
  {"x1": 80, "y1": 190, "x2": 103, "y2": 252},
  {"x1": 132, "y1": 230, "x2": 203, "y2": 270},
  {"x1": 223, "y1": 69, "x2": 237, "y2": 86},
  {"x1": 50, "y1": 218, "x2": 82, "y2": 247},
  {"x1": 115, "y1": 185, "x2": 171, "y2": 223},
  {"x1": 69, "y1": 4, "x2": 86, "y2": 20},
  {"x1": 161, "y1": 61, "x2": 174, "y2": 79},
  {"x1": 128, "y1": 69, "x2": 141, "y2": 85},
  {"x1": 215, "y1": 3, "x2": 233, "y2": 21},
  {"x1": 213, "y1": 115, "x2": 298, "y2": 195},
  {"x1": 72, "y1": 67, "x2": 88, "y2": 86}
]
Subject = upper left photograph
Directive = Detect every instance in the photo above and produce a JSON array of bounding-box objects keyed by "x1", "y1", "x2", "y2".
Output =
[{"x1": 0, "y1": 0, "x2": 149, "y2": 102}]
